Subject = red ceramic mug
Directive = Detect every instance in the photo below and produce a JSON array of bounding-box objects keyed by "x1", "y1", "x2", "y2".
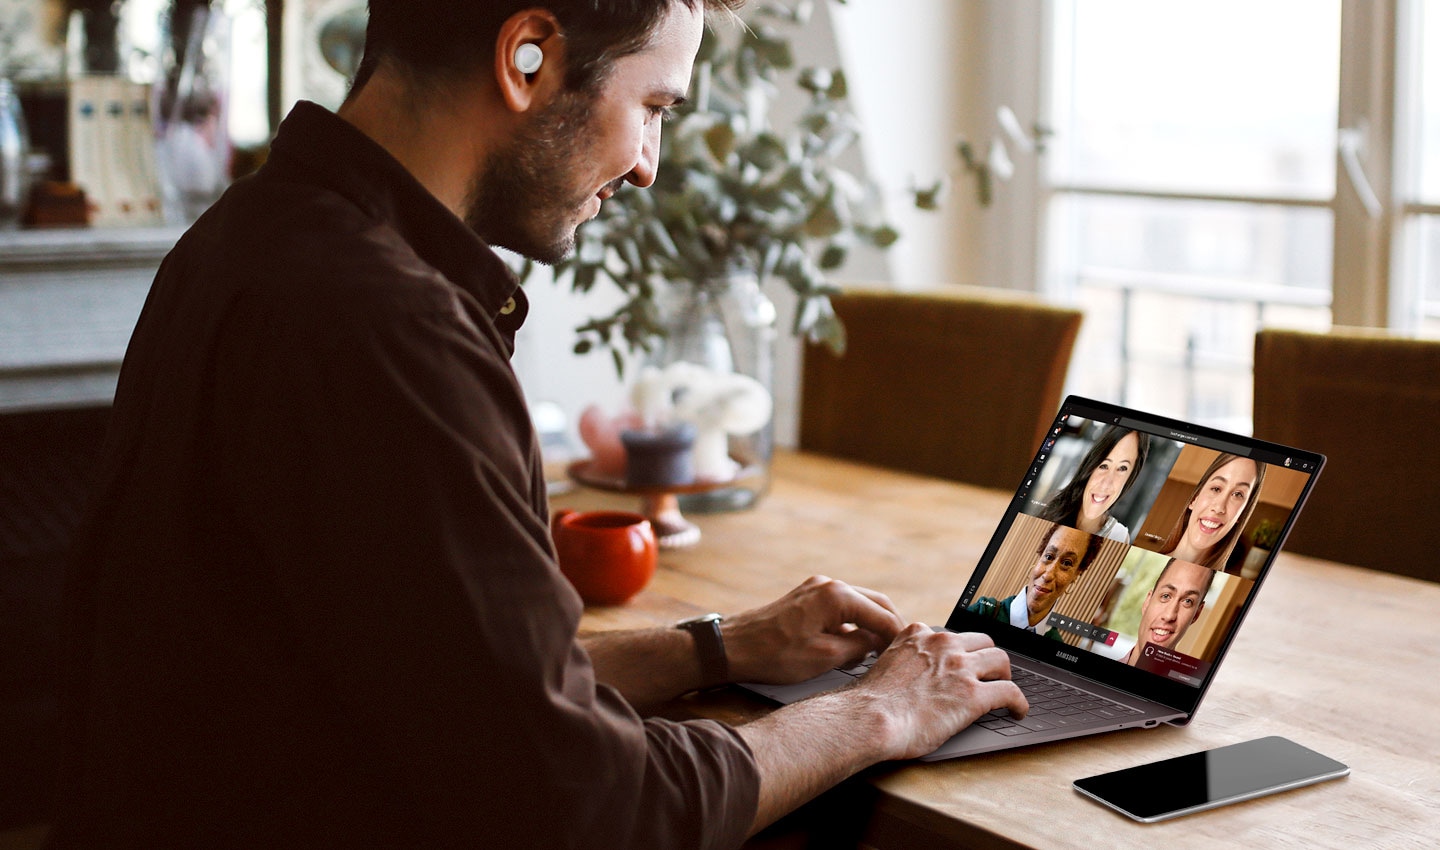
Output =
[{"x1": 550, "y1": 509, "x2": 658, "y2": 606}]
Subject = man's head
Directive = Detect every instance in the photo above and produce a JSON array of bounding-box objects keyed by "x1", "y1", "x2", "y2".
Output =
[
  {"x1": 356, "y1": 1, "x2": 740, "y2": 263},
  {"x1": 360, "y1": 1, "x2": 736, "y2": 97},
  {"x1": 1025, "y1": 523, "x2": 1101, "y2": 624},
  {"x1": 1134, "y1": 558, "x2": 1215, "y2": 654}
]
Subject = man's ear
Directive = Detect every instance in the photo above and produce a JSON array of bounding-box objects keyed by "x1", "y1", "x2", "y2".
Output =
[{"x1": 495, "y1": 10, "x2": 565, "y2": 113}]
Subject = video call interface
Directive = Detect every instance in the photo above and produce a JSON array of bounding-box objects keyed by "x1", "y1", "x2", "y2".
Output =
[{"x1": 960, "y1": 408, "x2": 1315, "y2": 688}]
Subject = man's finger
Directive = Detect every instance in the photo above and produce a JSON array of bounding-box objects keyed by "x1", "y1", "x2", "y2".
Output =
[
  {"x1": 836, "y1": 588, "x2": 906, "y2": 641},
  {"x1": 941, "y1": 629, "x2": 997, "y2": 653},
  {"x1": 962, "y1": 645, "x2": 1013, "y2": 682},
  {"x1": 984, "y1": 680, "x2": 1029, "y2": 720},
  {"x1": 853, "y1": 585, "x2": 901, "y2": 618}
]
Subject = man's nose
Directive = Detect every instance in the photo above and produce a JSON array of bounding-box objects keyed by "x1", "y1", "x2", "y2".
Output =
[{"x1": 626, "y1": 121, "x2": 662, "y2": 188}]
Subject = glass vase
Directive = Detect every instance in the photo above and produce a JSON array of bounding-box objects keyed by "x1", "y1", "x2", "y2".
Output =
[
  {"x1": 0, "y1": 78, "x2": 31, "y2": 229},
  {"x1": 653, "y1": 272, "x2": 778, "y2": 512}
]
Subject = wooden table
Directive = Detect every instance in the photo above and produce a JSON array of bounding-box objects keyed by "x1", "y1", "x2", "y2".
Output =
[{"x1": 556, "y1": 451, "x2": 1440, "y2": 850}]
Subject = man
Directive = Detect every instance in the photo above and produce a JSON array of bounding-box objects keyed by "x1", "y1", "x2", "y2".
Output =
[
  {"x1": 50, "y1": 2, "x2": 1026, "y2": 848},
  {"x1": 967, "y1": 522, "x2": 1100, "y2": 640},
  {"x1": 1122, "y1": 558, "x2": 1215, "y2": 665}
]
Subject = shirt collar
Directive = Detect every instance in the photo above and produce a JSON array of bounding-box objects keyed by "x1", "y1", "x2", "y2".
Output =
[
  {"x1": 1011, "y1": 590, "x2": 1054, "y2": 634},
  {"x1": 264, "y1": 101, "x2": 523, "y2": 328}
]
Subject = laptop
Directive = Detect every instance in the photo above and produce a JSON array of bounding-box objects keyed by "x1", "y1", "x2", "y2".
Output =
[{"x1": 742, "y1": 395, "x2": 1324, "y2": 761}]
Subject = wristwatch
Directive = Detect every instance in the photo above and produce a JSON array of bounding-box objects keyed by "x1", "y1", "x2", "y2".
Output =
[{"x1": 676, "y1": 612, "x2": 728, "y2": 690}]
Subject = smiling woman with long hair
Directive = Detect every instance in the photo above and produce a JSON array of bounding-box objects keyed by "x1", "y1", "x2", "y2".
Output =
[
  {"x1": 1157, "y1": 452, "x2": 1266, "y2": 569},
  {"x1": 1037, "y1": 426, "x2": 1150, "y2": 544}
]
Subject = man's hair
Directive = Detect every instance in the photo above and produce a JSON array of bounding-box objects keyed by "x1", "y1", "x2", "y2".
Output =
[
  {"x1": 1036, "y1": 522, "x2": 1102, "y2": 575},
  {"x1": 358, "y1": 0, "x2": 744, "y2": 95}
]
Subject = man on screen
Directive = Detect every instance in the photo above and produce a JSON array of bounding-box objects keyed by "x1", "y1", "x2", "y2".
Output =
[
  {"x1": 967, "y1": 522, "x2": 1100, "y2": 641},
  {"x1": 1124, "y1": 558, "x2": 1216, "y2": 665}
]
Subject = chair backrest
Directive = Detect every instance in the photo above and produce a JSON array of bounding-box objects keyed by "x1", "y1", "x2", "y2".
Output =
[
  {"x1": 1253, "y1": 327, "x2": 1440, "y2": 581},
  {"x1": 799, "y1": 285, "x2": 1083, "y2": 491}
]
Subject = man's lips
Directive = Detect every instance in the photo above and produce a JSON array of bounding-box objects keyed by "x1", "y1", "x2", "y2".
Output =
[{"x1": 1148, "y1": 626, "x2": 1174, "y2": 644}]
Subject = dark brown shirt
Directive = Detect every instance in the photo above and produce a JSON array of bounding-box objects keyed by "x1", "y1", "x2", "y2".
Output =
[{"x1": 51, "y1": 102, "x2": 759, "y2": 849}]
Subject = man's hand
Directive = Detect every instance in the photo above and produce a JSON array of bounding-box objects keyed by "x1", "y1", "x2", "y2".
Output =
[
  {"x1": 723, "y1": 575, "x2": 905, "y2": 685},
  {"x1": 850, "y1": 624, "x2": 1028, "y2": 761},
  {"x1": 736, "y1": 621, "x2": 1029, "y2": 833}
]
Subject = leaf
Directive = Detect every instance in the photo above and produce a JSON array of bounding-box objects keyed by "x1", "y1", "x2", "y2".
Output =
[
  {"x1": 645, "y1": 220, "x2": 681, "y2": 261},
  {"x1": 704, "y1": 119, "x2": 739, "y2": 162},
  {"x1": 752, "y1": 35, "x2": 794, "y2": 70},
  {"x1": 869, "y1": 225, "x2": 900, "y2": 248},
  {"x1": 573, "y1": 264, "x2": 597, "y2": 294},
  {"x1": 803, "y1": 185, "x2": 847, "y2": 239},
  {"x1": 913, "y1": 180, "x2": 948, "y2": 211},
  {"x1": 798, "y1": 67, "x2": 832, "y2": 95},
  {"x1": 827, "y1": 69, "x2": 848, "y2": 101},
  {"x1": 817, "y1": 310, "x2": 847, "y2": 356},
  {"x1": 742, "y1": 133, "x2": 789, "y2": 171},
  {"x1": 818, "y1": 242, "x2": 848, "y2": 270}
]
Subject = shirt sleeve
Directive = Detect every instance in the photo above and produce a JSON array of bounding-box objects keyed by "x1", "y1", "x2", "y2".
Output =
[{"x1": 211, "y1": 276, "x2": 760, "y2": 849}]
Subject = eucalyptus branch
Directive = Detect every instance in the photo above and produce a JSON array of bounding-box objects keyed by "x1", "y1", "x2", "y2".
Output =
[{"x1": 519, "y1": 0, "x2": 896, "y2": 370}]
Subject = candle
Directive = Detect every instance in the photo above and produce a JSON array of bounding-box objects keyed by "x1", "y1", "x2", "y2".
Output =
[{"x1": 621, "y1": 423, "x2": 697, "y2": 488}]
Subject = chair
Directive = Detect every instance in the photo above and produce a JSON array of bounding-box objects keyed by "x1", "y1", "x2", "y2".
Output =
[
  {"x1": 799, "y1": 285, "x2": 1083, "y2": 491},
  {"x1": 0, "y1": 405, "x2": 111, "y2": 839},
  {"x1": 1253, "y1": 327, "x2": 1440, "y2": 581}
]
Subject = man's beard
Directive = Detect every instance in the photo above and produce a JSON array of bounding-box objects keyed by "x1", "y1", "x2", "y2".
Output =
[{"x1": 464, "y1": 90, "x2": 601, "y2": 264}]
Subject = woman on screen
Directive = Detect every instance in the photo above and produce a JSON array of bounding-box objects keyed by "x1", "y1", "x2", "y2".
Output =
[
  {"x1": 1037, "y1": 426, "x2": 1150, "y2": 544},
  {"x1": 1157, "y1": 453, "x2": 1266, "y2": 569}
]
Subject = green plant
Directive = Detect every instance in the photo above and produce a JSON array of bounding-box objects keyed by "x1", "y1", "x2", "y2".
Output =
[
  {"x1": 518, "y1": 0, "x2": 897, "y2": 373},
  {"x1": 1251, "y1": 519, "x2": 1281, "y2": 550}
]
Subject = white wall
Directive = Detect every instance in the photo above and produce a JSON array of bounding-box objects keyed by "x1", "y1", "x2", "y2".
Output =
[
  {"x1": 513, "y1": 1, "x2": 1049, "y2": 448},
  {"x1": 829, "y1": 0, "x2": 1045, "y2": 292}
]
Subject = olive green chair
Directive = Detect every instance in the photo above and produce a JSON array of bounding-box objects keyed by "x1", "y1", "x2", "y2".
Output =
[
  {"x1": 799, "y1": 285, "x2": 1083, "y2": 492},
  {"x1": 1252, "y1": 327, "x2": 1440, "y2": 582}
]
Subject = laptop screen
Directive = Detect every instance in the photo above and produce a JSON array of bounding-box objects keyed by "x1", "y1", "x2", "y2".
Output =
[{"x1": 946, "y1": 395, "x2": 1324, "y2": 718}]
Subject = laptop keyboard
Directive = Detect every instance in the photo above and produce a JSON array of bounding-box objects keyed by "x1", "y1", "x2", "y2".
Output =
[
  {"x1": 833, "y1": 655, "x2": 1144, "y2": 737},
  {"x1": 977, "y1": 665, "x2": 1144, "y2": 736}
]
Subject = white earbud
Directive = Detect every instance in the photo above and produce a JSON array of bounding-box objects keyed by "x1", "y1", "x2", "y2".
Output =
[{"x1": 514, "y1": 43, "x2": 544, "y2": 75}]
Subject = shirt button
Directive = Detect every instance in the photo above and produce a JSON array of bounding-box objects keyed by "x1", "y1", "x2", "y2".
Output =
[{"x1": 499, "y1": 296, "x2": 517, "y2": 316}]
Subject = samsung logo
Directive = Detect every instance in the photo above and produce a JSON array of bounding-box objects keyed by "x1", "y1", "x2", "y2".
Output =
[
  {"x1": 1056, "y1": 651, "x2": 1080, "y2": 664},
  {"x1": 1167, "y1": 430, "x2": 1199, "y2": 443}
]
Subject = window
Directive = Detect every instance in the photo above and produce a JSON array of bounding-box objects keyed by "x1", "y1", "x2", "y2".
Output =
[
  {"x1": 1401, "y1": 0, "x2": 1440, "y2": 333},
  {"x1": 1046, "y1": 0, "x2": 1340, "y2": 432},
  {"x1": 1029, "y1": 0, "x2": 1437, "y2": 432}
]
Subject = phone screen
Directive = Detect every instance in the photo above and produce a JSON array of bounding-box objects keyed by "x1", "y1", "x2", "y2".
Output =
[{"x1": 1073, "y1": 736, "x2": 1349, "y2": 822}]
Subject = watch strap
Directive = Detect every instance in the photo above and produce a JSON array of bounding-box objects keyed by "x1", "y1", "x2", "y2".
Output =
[{"x1": 676, "y1": 613, "x2": 728, "y2": 690}]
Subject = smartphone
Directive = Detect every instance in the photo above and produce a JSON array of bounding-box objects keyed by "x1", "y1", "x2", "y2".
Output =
[{"x1": 1073, "y1": 736, "x2": 1349, "y2": 823}]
